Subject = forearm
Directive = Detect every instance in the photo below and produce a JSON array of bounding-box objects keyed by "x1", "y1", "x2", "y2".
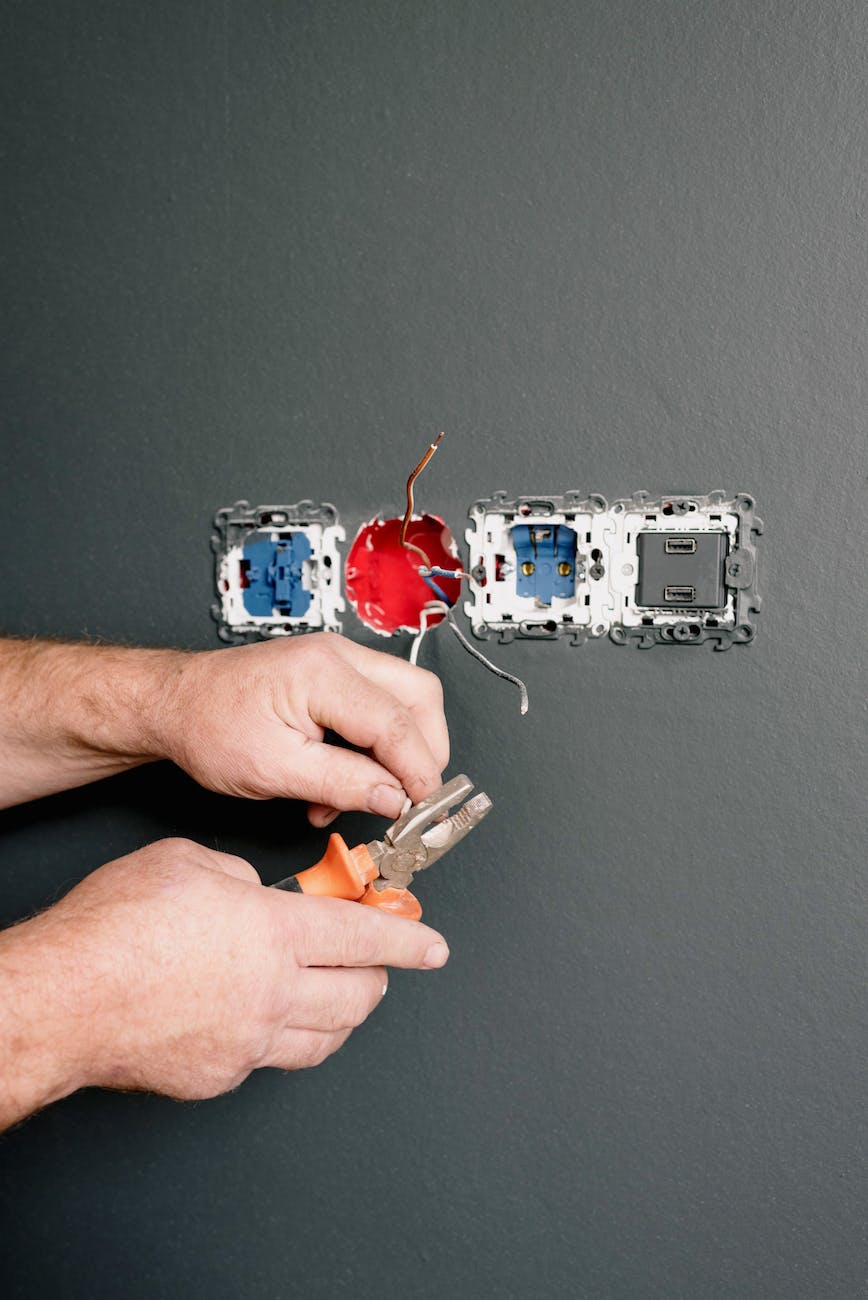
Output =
[
  {"x1": 0, "y1": 638, "x2": 185, "y2": 807},
  {"x1": 0, "y1": 909, "x2": 93, "y2": 1130}
]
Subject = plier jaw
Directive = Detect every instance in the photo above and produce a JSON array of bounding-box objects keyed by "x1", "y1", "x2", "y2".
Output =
[
  {"x1": 272, "y1": 774, "x2": 492, "y2": 921},
  {"x1": 367, "y1": 774, "x2": 493, "y2": 893}
]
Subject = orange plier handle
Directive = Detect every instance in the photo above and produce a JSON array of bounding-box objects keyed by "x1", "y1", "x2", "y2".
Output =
[{"x1": 271, "y1": 833, "x2": 422, "y2": 920}]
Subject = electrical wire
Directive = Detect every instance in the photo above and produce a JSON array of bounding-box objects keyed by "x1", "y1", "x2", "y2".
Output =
[
  {"x1": 410, "y1": 597, "x2": 530, "y2": 715},
  {"x1": 419, "y1": 570, "x2": 450, "y2": 604},
  {"x1": 399, "y1": 431, "x2": 529, "y2": 714},
  {"x1": 409, "y1": 601, "x2": 447, "y2": 666},
  {"x1": 444, "y1": 607, "x2": 529, "y2": 716},
  {"x1": 422, "y1": 565, "x2": 473, "y2": 582},
  {"x1": 400, "y1": 432, "x2": 444, "y2": 568}
]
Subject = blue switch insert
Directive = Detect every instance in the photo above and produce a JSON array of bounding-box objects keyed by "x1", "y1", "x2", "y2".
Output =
[
  {"x1": 241, "y1": 531, "x2": 313, "y2": 618},
  {"x1": 512, "y1": 523, "x2": 578, "y2": 605}
]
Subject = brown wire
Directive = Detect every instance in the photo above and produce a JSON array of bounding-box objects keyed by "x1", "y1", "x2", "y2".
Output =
[{"x1": 400, "y1": 431, "x2": 444, "y2": 568}]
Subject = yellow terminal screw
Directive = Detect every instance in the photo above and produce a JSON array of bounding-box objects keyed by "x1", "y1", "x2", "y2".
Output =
[
  {"x1": 557, "y1": 561, "x2": 572, "y2": 576},
  {"x1": 521, "y1": 560, "x2": 535, "y2": 576}
]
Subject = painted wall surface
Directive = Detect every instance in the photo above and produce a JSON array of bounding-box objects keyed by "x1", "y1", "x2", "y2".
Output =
[{"x1": 1, "y1": 3, "x2": 866, "y2": 1296}]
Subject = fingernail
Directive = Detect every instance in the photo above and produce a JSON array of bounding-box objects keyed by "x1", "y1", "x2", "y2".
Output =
[
  {"x1": 369, "y1": 784, "x2": 406, "y2": 819},
  {"x1": 423, "y1": 941, "x2": 450, "y2": 969},
  {"x1": 321, "y1": 809, "x2": 340, "y2": 826}
]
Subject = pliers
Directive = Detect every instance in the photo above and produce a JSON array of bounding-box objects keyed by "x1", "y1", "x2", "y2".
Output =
[{"x1": 272, "y1": 774, "x2": 492, "y2": 919}]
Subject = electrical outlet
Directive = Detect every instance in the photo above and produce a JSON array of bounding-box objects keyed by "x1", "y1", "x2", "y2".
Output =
[
  {"x1": 211, "y1": 500, "x2": 344, "y2": 642},
  {"x1": 465, "y1": 489, "x2": 762, "y2": 648}
]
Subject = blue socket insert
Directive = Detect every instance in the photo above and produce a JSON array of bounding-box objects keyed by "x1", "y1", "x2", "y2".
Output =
[
  {"x1": 512, "y1": 523, "x2": 578, "y2": 605},
  {"x1": 241, "y1": 532, "x2": 313, "y2": 618}
]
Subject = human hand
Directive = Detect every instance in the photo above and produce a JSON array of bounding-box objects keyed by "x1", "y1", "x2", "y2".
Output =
[
  {"x1": 0, "y1": 838, "x2": 449, "y2": 1124},
  {"x1": 156, "y1": 633, "x2": 449, "y2": 827}
]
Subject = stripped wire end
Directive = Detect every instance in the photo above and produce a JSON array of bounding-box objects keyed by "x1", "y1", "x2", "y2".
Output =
[
  {"x1": 400, "y1": 432, "x2": 445, "y2": 568},
  {"x1": 419, "y1": 564, "x2": 471, "y2": 605}
]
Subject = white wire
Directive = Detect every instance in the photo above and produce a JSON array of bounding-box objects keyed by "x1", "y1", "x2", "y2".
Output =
[
  {"x1": 409, "y1": 601, "x2": 449, "y2": 666},
  {"x1": 444, "y1": 608, "x2": 530, "y2": 716},
  {"x1": 407, "y1": 600, "x2": 530, "y2": 715}
]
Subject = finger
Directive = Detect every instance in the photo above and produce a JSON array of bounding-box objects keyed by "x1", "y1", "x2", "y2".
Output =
[
  {"x1": 287, "y1": 740, "x2": 406, "y2": 819},
  {"x1": 327, "y1": 639, "x2": 450, "y2": 774},
  {"x1": 305, "y1": 659, "x2": 443, "y2": 805},
  {"x1": 285, "y1": 895, "x2": 450, "y2": 970},
  {"x1": 290, "y1": 966, "x2": 388, "y2": 1032},
  {"x1": 269, "y1": 1027, "x2": 353, "y2": 1072},
  {"x1": 307, "y1": 803, "x2": 340, "y2": 828}
]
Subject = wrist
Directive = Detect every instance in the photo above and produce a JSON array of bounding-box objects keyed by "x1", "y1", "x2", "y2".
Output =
[
  {"x1": 0, "y1": 910, "x2": 96, "y2": 1129},
  {"x1": 141, "y1": 646, "x2": 204, "y2": 768}
]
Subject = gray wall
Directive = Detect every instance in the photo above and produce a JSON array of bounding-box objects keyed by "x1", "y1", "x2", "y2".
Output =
[{"x1": 2, "y1": 2, "x2": 866, "y2": 1297}]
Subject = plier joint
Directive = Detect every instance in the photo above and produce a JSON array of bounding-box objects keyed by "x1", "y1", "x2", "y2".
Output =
[{"x1": 272, "y1": 774, "x2": 492, "y2": 919}]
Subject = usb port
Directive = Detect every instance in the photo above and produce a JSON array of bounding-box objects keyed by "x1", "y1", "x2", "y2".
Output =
[
  {"x1": 664, "y1": 536, "x2": 697, "y2": 554},
  {"x1": 664, "y1": 585, "x2": 696, "y2": 602}
]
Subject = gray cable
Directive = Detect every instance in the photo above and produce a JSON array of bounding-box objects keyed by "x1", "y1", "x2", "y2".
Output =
[{"x1": 445, "y1": 608, "x2": 529, "y2": 716}]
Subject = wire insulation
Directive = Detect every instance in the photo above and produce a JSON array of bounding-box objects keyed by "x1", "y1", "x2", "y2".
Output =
[
  {"x1": 409, "y1": 601, "x2": 448, "y2": 666},
  {"x1": 445, "y1": 608, "x2": 529, "y2": 716},
  {"x1": 423, "y1": 566, "x2": 473, "y2": 582},
  {"x1": 421, "y1": 572, "x2": 452, "y2": 605},
  {"x1": 409, "y1": 601, "x2": 530, "y2": 716}
]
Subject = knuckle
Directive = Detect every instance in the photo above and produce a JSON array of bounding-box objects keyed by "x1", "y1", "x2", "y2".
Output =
[
  {"x1": 383, "y1": 703, "x2": 412, "y2": 750},
  {"x1": 299, "y1": 1032, "x2": 338, "y2": 1070},
  {"x1": 152, "y1": 836, "x2": 200, "y2": 859},
  {"x1": 170, "y1": 1063, "x2": 250, "y2": 1101},
  {"x1": 310, "y1": 642, "x2": 348, "y2": 689},
  {"x1": 340, "y1": 921, "x2": 381, "y2": 969},
  {"x1": 223, "y1": 853, "x2": 261, "y2": 884},
  {"x1": 306, "y1": 631, "x2": 340, "y2": 664},
  {"x1": 344, "y1": 982, "x2": 379, "y2": 1029},
  {"x1": 135, "y1": 838, "x2": 205, "y2": 884},
  {"x1": 405, "y1": 770, "x2": 439, "y2": 799},
  {"x1": 418, "y1": 667, "x2": 444, "y2": 706},
  {"x1": 321, "y1": 995, "x2": 364, "y2": 1033},
  {"x1": 232, "y1": 752, "x2": 278, "y2": 797}
]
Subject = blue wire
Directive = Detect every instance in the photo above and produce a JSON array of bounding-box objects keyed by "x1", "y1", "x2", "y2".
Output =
[
  {"x1": 422, "y1": 573, "x2": 452, "y2": 605},
  {"x1": 427, "y1": 566, "x2": 463, "y2": 581}
]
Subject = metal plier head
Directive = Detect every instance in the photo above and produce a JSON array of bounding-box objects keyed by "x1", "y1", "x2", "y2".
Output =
[{"x1": 368, "y1": 774, "x2": 492, "y2": 891}]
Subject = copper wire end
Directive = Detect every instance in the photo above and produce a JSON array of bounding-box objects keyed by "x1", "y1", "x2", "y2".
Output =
[{"x1": 400, "y1": 432, "x2": 445, "y2": 567}]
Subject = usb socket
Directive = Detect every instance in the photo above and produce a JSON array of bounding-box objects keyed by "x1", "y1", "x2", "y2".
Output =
[
  {"x1": 664, "y1": 537, "x2": 697, "y2": 555},
  {"x1": 664, "y1": 585, "x2": 696, "y2": 603}
]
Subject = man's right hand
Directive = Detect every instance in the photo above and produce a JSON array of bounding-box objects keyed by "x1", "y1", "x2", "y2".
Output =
[{"x1": 0, "y1": 838, "x2": 449, "y2": 1129}]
